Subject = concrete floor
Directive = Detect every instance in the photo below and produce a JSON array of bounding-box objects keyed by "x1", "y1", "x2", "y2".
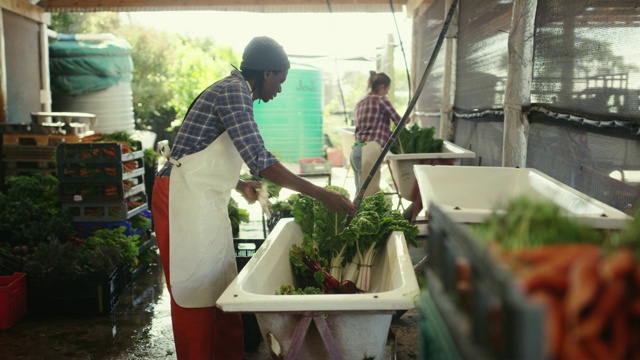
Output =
[{"x1": 0, "y1": 165, "x2": 427, "y2": 360}]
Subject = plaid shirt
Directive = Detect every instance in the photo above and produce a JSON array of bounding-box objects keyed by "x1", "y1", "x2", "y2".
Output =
[
  {"x1": 353, "y1": 94, "x2": 401, "y2": 146},
  {"x1": 157, "y1": 70, "x2": 279, "y2": 177}
]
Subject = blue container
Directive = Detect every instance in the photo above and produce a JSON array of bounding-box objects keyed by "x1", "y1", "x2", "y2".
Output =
[{"x1": 253, "y1": 63, "x2": 323, "y2": 163}]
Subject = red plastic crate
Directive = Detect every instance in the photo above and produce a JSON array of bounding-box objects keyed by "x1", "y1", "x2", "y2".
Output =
[{"x1": 0, "y1": 272, "x2": 27, "y2": 329}]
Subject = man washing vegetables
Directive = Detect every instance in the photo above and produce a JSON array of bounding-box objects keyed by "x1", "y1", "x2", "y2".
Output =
[{"x1": 152, "y1": 36, "x2": 355, "y2": 360}]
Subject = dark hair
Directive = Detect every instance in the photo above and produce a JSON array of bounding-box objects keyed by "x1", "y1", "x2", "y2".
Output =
[
  {"x1": 240, "y1": 69, "x2": 286, "y2": 102},
  {"x1": 241, "y1": 69, "x2": 265, "y2": 95},
  {"x1": 368, "y1": 71, "x2": 391, "y2": 92}
]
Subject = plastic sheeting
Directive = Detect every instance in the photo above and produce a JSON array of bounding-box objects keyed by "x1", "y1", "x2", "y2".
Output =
[
  {"x1": 527, "y1": 109, "x2": 640, "y2": 215},
  {"x1": 412, "y1": 0, "x2": 446, "y2": 133},
  {"x1": 49, "y1": 38, "x2": 133, "y2": 96},
  {"x1": 452, "y1": 113, "x2": 503, "y2": 167},
  {"x1": 532, "y1": 0, "x2": 640, "y2": 124},
  {"x1": 455, "y1": 0, "x2": 512, "y2": 111}
]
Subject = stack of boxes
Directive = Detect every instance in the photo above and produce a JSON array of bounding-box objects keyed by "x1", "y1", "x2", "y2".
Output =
[
  {"x1": 0, "y1": 112, "x2": 95, "y2": 178},
  {"x1": 56, "y1": 140, "x2": 153, "y2": 293},
  {"x1": 56, "y1": 141, "x2": 148, "y2": 232}
]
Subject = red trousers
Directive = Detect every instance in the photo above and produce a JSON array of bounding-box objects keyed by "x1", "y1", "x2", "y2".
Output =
[{"x1": 152, "y1": 177, "x2": 245, "y2": 360}]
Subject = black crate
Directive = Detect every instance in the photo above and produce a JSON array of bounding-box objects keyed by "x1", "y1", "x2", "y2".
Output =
[
  {"x1": 57, "y1": 160, "x2": 145, "y2": 184},
  {"x1": 233, "y1": 239, "x2": 264, "y2": 271},
  {"x1": 118, "y1": 237, "x2": 157, "y2": 291},
  {"x1": 233, "y1": 238, "x2": 265, "y2": 352},
  {"x1": 266, "y1": 210, "x2": 293, "y2": 233},
  {"x1": 59, "y1": 172, "x2": 145, "y2": 203},
  {"x1": 27, "y1": 268, "x2": 119, "y2": 316},
  {"x1": 426, "y1": 203, "x2": 545, "y2": 360},
  {"x1": 56, "y1": 142, "x2": 143, "y2": 164},
  {"x1": 63, "y1": 192, "x2": 148, "y2": 222}
]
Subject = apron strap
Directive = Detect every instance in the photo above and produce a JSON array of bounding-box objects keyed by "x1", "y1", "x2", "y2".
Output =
[{"x1": 157, "y1": 89, "x2": 209, "y2": 169}]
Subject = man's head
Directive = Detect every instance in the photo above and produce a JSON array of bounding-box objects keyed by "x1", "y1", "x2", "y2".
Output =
[
  {"x1": 241, "y1": 36, "x2": 290, "y2": 72},
  {"x1": 240, "y1": 37, "x2": 290, "y2": 103}
]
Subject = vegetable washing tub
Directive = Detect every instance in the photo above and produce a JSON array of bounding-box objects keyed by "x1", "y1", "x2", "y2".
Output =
[
  {"x1": 413, "y1": 165, "x2": 632, "y2": 229},
  {"x1": 217, "y1": 219, "x2": 420, "y2": 360},
  {"x1": 385, "y1": 140, "x2": 475, "y2": 201}
]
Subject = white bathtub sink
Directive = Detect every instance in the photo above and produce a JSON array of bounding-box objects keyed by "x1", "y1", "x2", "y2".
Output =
[
  {"x1": 413, "y1": 165, "x2": 632, "y2": 229},
  {"x1": 217, "y1": 218, "x2": 420, "y2": 359},
  {"x1": 385, "y1": 141, "x2": 476, "y2": 200}
]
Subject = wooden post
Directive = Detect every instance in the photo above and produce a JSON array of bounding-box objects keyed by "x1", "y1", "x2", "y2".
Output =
[
  {"x1": 438, "y1": 0, "x2": 458, "y2": 141},
  {"x1": 0, "y1": 9, "x2": 6, "y2": 124},
  {"x1": 502, "y1": 0, "x2": 538, "y2": 168}
]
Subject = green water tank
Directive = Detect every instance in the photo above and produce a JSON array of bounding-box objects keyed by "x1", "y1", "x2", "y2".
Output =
[{"x1": 254, "y1": 63, "x2": 323, "y2": 163}]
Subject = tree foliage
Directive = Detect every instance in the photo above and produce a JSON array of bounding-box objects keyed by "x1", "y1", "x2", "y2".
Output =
[{"x1": 49, "y1": 12, "x2": 240, "y2": 144}]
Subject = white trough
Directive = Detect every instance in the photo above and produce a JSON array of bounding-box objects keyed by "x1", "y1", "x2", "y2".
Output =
[
  {"x1": 217, "y1": 219, "x2": 420, "y2": 360},
  {"x1": 413, "y1": 165, "x2": 633, "y2": 229},
  {"x1": 385, "y1": 140, "x2": 476, "y2": 200}
]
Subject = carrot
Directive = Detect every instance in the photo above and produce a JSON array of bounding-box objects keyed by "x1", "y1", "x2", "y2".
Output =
[
  {"x1": 81, "y1": 133, "x2": 103, "y2": 142},
  {"x1": 506, "y1": 244, "x2": 599, "y2": 264},
  {"x1": 564, "y1": 249, "x2": 602, "y2": 326},
  {"x1": 455, "y1": 256, "x2": 473, "y2": 312},
  {"x1": 578, "y1": 279, "x2": 627, "y2": 338},
  {"x1": 599, "y1": 248, "x2": 636, "y2": 282},
  {"x1": 561, "y1": 331, "x2": 590, "y2": 360},
  {"x1": 517, "y1": 246, "x2": 599, "y2": 294},
  {"x1": 530, "y1": 290, "x2": 563, "y2": 359},
  {"x1": 631, "y1": 297, "x2": 640, "y2": 318},
  {"x1": 611, "y1": 308, "x2": 629, "y2": 360},
  {"x1": 582, "y1": 336, "x2": 614, "y2": 360}
]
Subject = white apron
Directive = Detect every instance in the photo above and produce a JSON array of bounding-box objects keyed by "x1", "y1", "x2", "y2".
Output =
[{"x1": 168, "y1": 132, "x2": 242, "y2": 307}]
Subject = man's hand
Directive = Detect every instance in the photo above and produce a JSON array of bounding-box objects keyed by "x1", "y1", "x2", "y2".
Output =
[
  {"x1": 318, "y1": 187, "x2": 357, "y2": 214},
  {"x1": 236, "y1": 180, "x2": 261, "y2": 203}
]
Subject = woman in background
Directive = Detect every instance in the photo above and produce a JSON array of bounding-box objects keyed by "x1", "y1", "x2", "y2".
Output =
[{"x1": 351, "y1": 71, "x2": 401, "y2": 197}]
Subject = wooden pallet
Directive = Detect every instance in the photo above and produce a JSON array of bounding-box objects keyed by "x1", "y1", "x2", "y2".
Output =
[
  {"x1": 3, "y1": 168, "x2": 57, "y2": 177},
  {"x1": 2, "y1": 134, "x2": 81, "y2": 146},
  {"x1": 2, "y1": 160, "x2": 55, "y2": 169},
  {"x1": 2, "y1": 145, "x2": 56, "y2": 162}
]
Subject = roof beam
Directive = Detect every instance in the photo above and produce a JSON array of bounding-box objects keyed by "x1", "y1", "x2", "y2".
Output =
[
  {"x1": 38, "y1": 0, "x2": 408, "y2": 13},
  {"x1": 2, "y1": 0, "x2": 49, "y2": 23}
]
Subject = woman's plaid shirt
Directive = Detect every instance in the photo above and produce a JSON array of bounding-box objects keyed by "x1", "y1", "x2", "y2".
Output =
[{"x1": 353, "y1": 94, "x2": 401, "y2": 146}]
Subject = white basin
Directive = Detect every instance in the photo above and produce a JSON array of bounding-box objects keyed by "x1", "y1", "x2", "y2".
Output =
[
  {"x1": 335, "y1": 126, "x2": 355, "y2": 168},
  {"x1": 414, "y1": 165, "x2": 633, "y2": 229},
  {"x1": 385, "y1": 141, "x2": 476, "y2": 200},
  {"x1": 217, "y1": 218, "x2": 420, "y2": 359}
]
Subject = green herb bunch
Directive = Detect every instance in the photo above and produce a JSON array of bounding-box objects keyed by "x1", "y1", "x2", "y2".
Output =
[
  {"x1": 24, "y1": 239, "x2": 120, "y2": 281},
  {"x1": 472, "y1": 196, "x2": 602, "y2": 250},
  {"x1": 284, "y1": 189, "x2": 418, "y2": 294},
  {"x1": 390, "y1": 124, "x2": 444, "y2": 154},
  {"x1": 0, "y1": 174, "x2": 72, "y2": 248}
]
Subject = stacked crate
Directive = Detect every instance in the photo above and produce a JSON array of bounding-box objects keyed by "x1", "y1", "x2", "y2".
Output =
[
  {"x1": 1, "y1": 112, "x2": 95, "y2": 178},
  {"x1": 2, "y1": 132, "x2": 81, "y2": 177},
  {"x1": 56, "y1": 141, "x2": 148, "y2": 236},
  {"x1": 56, "y1": 141, "x2": 155, "y2": 295}
]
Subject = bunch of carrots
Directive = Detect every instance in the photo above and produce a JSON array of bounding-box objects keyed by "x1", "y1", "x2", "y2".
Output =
[
  {"x1": 469, "y1": 196, "x2": 640, "y2": 360},
  {"x1": 80, "y1": 132, "x2": 136, "y2": 155},
  {"x1": 499, "y1": 244, "x2": 640, "y2": 360}
]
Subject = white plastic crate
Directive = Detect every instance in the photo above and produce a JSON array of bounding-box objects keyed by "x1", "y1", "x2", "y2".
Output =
[
  {"x1": 217, "y1": 219, "x2": 420, "y2": 360},
  {"x1": 414, "y1": 165, "x2": 632, "y2": 229}
]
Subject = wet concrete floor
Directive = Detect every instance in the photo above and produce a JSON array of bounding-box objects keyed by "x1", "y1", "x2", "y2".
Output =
[
  {"x1": 0, "y1": 239, "x2": 426, "y2": 360},
  {"x1": 0, "y1": 166, "x2": 426, "y2": 359}
]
